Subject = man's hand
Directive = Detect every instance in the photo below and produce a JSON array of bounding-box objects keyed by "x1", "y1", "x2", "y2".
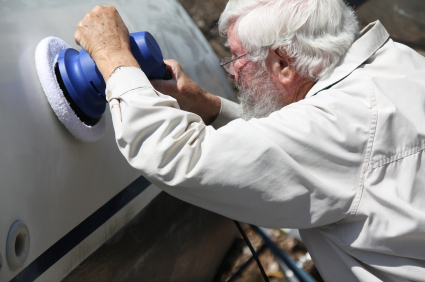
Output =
[
  {"x1": 75, "y1": 7, "x2": 221, "y2": 124},
  {"x1": 151, "y1": 60, "x2": 221, "y2": 125},
  {"x1": 74, "y1": 5, "x2": 139, "y2": 82}
]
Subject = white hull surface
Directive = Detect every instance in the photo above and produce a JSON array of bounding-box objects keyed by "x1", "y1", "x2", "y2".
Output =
[{"x1": 0, "y1": 0, "x2": 236, "y2": 281}]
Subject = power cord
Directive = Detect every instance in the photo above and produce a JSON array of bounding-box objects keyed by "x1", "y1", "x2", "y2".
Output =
[{"x1": 233, "y1": 221, "x2": 270, "y2": 282}]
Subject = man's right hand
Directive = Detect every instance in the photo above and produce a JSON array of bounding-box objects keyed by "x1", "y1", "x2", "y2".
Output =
[
  {"x1": 150, "y1": 60, "x2": 221, "y2": 125},
  {"x1": 74, "y1": 5, "x2": 139, "y2": 82}
]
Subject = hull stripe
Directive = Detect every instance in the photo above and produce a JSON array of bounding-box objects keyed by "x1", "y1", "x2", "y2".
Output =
[{"x1": 10, "y1": 175, "x2": 151, "y2": 282}]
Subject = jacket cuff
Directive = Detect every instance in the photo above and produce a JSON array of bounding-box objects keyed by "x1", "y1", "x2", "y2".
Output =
[
  {"x1": 211, "y1": 97, "x2": 241, "y2": 129},
  {"x1": 105, "y1": 66, "x2": 151, "y2": 101}
]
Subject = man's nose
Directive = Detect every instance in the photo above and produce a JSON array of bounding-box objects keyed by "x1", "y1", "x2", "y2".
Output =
[{"x1": 228, "y1": 63, "x2": 236, "y2": 79}]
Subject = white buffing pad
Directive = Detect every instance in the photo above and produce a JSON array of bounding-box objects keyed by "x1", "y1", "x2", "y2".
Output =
[{"x1": 35, "y1": 37, "x2": 106, "y2": 142}]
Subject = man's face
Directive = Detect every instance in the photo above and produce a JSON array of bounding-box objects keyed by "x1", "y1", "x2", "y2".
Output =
[
  {"x1": 226, "y1": 22, "x2": 258, "y2": 87},
  {"x1": 227, "y1": 23, "x2": 295, "y2": 120}
]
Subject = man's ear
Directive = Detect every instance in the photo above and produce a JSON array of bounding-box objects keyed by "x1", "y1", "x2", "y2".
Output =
[{"x1": 271, "y1": 49, "x2": 295, "y2": 86}]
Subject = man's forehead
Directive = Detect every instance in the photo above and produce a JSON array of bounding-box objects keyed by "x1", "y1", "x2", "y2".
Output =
[{"x1": 227, "y1": 24, "x2": 244, "y2": 53}]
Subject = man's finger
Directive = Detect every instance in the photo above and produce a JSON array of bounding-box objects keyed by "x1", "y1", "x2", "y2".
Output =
[
  {"x1": 163, "y1": 59, "x2": 180, "y2": 69},
  {"x1": 74, "y1": 36, "x2": 80, "y2": 46},
  {"x1": 74, "y1": 29, "x2": 81, "y2": 46},
  {"x1": 92, "y1": 5, "x2": 102, "y2": 13}
]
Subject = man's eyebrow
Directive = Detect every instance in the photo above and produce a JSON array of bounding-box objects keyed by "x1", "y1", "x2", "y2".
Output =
[{"x1": 224, "y1": 41, "x2": 236, "y2": 56}]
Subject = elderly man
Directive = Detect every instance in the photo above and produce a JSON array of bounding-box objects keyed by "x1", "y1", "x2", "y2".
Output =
[{"x1": 75, "y1": 0, "x2": 425, "y2": 281}]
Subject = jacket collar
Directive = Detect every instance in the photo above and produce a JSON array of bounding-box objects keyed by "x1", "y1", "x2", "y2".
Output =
[{"x1": 306, "y1": 20, "x2": 390, "y2": 98}]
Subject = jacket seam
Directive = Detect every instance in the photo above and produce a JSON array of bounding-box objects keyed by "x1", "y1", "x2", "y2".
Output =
[
  {"x1": 348, "y1": 76, "x2": 378, "y2": 218},
  {"x1": 108, "y1": 86, "x2": 152, "y2": 101},
  {"x1": 368, "y1": 142, "x2": 425, "y2": 171}
]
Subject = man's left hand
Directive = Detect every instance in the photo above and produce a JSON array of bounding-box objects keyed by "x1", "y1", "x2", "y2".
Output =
[{"x1": 151, "y1": 60, "x2": 221, "y2": 125}]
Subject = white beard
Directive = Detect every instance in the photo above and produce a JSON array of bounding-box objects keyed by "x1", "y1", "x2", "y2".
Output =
[{"x1": 236, "y1": 67, "x2": 286, "y2": 121}]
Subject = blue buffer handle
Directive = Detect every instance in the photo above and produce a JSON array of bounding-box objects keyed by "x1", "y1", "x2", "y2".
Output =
[{"x1": 57, "y1": 31, "x2": 170, "y2": 119}]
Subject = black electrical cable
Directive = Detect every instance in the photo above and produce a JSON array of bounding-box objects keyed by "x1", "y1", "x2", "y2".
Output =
[{"x1": 233, "y1": 221, "x2": 270, "y2": 282}]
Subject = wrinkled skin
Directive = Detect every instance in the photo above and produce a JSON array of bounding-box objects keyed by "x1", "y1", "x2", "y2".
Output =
[{"x1": 75, "y1": 5, "x2": 220, "y2": 125}]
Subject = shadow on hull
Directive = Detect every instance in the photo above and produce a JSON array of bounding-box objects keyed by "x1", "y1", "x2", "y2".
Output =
[{"x1": 63, "y1": 192, "x2": 238, "y2": 282}]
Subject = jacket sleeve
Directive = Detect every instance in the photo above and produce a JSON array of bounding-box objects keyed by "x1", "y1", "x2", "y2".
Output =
[
  {"x1": 211, "y1": 97, "x2": 241, "y2": 129},
  {"x1": 106, "y1": 67, "x2": 370, "y2": 229}
]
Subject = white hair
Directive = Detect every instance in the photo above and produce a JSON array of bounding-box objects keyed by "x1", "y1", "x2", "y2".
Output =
[
  {"x1": 218, "y1": 0, "x2": 359, "y2": 80},
  {"x1": 237, "y1": 64, "x2": 286, "y2": 120}
]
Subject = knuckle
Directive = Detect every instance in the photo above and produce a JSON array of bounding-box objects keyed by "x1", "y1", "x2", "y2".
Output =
[
  {"x1": 169, "y1": 59, "x2": 180, "y2": 68},
  {"x1": 104, "y1": 5, "x2": 116, "y2": 12}
]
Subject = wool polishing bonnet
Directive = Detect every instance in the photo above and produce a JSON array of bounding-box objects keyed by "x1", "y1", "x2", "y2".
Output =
[{"x1": 35, "y1": 32, "x2": 170, "y2": 142}]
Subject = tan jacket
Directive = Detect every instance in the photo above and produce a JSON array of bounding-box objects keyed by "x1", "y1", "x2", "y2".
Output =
[{"x1": 106, "y1": 21, "x2": 425, "y2": 281}]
